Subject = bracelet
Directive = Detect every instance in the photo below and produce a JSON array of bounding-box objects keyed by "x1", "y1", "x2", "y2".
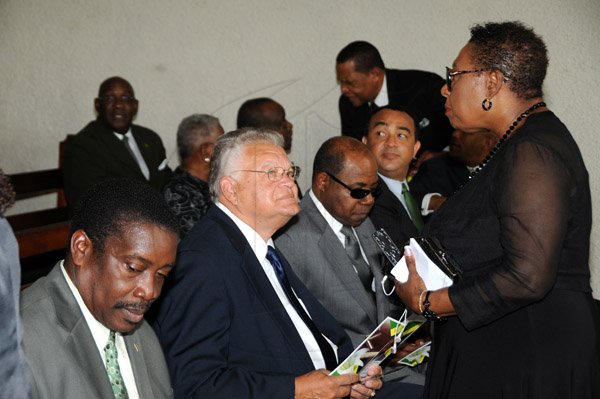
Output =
[
  {"x1": 422, "y1": 290, "x2": 445, "y2": 322},
  {"x1": 418, "y1": 289, "x2": 427, "y2": 314}
]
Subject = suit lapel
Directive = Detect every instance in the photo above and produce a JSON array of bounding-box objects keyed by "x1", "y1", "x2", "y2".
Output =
[
  {"x1": 92, "y1": 120, "x2": 146, "y2": 179},
  {"x1": 303, "y1": 197, "x2": 378, "y2": 326},
  {"x1": 124, "y1": 332, "x2": 153, "y2": 398},
  {"x1": 47, "y1": 264, "x2": 115, "y2": 398}
]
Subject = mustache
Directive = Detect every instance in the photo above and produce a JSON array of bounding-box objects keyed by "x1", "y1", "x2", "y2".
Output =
[{"x1": 114, "y1": 301, "x2": 153, "y2": 313}]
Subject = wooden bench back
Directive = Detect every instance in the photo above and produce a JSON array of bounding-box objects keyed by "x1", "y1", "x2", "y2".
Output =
[{"x1": 7, "y1": 137, "x2": 72, "y2": 286}]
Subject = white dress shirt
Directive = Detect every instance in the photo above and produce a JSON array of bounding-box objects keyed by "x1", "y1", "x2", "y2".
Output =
[
  {"x1": 372, "y1": 73, "x2": 389, "y2": 108},
  {"x1": 60, "y1": 262, "x2": 140, "y2": 399},
  {"x1": 114, "y1": 129, "x2": 150, "y2": 180},
  {"x1": 215, "y1": 202, "x2": 338, "y2": 370}
]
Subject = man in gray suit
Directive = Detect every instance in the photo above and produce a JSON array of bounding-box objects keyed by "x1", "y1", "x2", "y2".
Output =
[
  {"x1": 275, "y1": 136, "x2": 398, "y2": 346},
  {"x1": 21, "y1": 178, "x2": 179, "y2": 399},
  {"x1": 275, "y1": 137, "x2": 424, "y2": 393}
]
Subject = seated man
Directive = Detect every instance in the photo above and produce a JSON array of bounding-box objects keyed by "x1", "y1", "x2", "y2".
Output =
[
  {"x1": 236, "y1": 97, "x2": 294, "y2": 153},
  {"x1": 63, "y1": 76, "x2": 172, "y2": 207},
  {"x1": 237, "y1": 97, "x2": 303, "y2": 198},
  {"x1": 276, "y1": 136, "x2": 396, "y2": 345},
  {"x1": 152, "y1": 128, "x2": 383, "y2": 398},
  {"x1": 362, "y1": 105, "x2": 423, "y2": 249},
  {"x1": 410, "y1": 129, "x2": 498, "y2": 214},
  {"x1": 336, "y1": 40, "x2": 452, "y2": 155},
  {"x1": 163, "y1": 114, "x2": 224, "y2": 237},
  {"x1": 275, "y1": 137, "x2": 424, "y2": 393},
  {"x1": 0, "y1": 169, "x2": 29, "y2": 399},
  {"x1": 21, "y1": 178, "x2": 179, "y2": 399}
]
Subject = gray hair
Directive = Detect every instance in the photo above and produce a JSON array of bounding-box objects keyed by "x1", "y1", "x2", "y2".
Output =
[
  {"x1": 209, "y1": 128, "x2": 284, "y2": 200},
  {"x1": 176, "y1": 114, "x2": 222, "y2": 162}
]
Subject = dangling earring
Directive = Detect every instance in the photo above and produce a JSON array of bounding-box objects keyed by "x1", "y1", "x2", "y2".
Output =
[
  {"x1": 203, "y1": 157, "x2": 210, "y2": 163},
  {"x1": 482, "y1": 98, "x2": 493, "y2": 111}
]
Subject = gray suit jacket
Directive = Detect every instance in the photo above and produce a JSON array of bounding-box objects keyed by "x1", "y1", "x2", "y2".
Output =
[
  {"x1": 20, "y1": 263, "x2": 173, "y2": 399},
  {"x1": 275, "y1": 193, "x2": 402, "y2": 347}
]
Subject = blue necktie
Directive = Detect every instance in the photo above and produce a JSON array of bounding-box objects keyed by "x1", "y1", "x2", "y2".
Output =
[{"x1": 266, "y1": 246, "x2": 338, "y2": 370}]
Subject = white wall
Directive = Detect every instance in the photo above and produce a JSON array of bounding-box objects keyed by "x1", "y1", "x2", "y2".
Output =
[{"x1": 2, "y1": 0, "x2": 599, "y2": 297}]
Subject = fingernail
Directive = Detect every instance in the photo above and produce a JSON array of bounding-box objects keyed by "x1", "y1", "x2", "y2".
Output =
[{"x1": 404, "y1": 246, "x2": 413, "y2": 257}]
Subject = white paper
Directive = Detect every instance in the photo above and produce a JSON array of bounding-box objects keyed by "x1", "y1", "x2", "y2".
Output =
[{"x1": 390, "y1": 238, "x2": 454, "y2": 290}]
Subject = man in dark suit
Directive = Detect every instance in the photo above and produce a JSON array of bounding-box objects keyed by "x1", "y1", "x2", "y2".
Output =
[
  {"x1": 410, "y1": 129, "x2": 498, "y2": 214},
  {"x1": 20, "y1": 178, "x2": 179, "y2": 399},
  {"x1": 336, "y1": 41, "x2": 452, "y2": 154},
  {"x1": 363, "y1": 105, "x2": 422, "y2": 249},
  {"x1": 63, "y1": 76, "x2": 172, "y2": 207},
  {"x1": 152, "y1": 128, "x2": 384, "y2": 398}
]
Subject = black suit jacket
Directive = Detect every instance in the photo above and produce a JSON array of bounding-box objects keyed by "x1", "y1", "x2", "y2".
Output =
[
  {"x1": 409, "y1": 154, "x2": 470, "y2": 206},
  {"x1": 152, "y1": 205, "x2": 354, "y2": 398},
  {"x1": 62, "y1": 120, "x2": 172, "y2": 206},
  {"x1": 339, "y1": 68, "x2": 453, "y2": 152},
  {"x1": 369, "y1": 179, "x2": 418, "y2": 250}
]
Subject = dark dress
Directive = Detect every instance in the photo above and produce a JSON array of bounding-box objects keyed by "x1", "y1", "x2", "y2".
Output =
[{"x1": 423, "y1": 111, "x2": 600, "y2": 398}]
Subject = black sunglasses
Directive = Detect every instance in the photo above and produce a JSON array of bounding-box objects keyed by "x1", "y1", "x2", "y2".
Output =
[{"x1": 325, "y1": 172, "x2": 381, "y2": 199}]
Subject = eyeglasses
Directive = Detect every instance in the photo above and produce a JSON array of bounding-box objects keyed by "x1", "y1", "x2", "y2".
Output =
[
  {"x1": 445, "y1": 67, "x2": 488, "y2": 91},
  {"x1": 235, "y1": 165, "x2": 301, "y2": 182},
  {"x1": 325, "y1": 172, "x2": 381, "y2": 199},
  {"x1": 98, "y1": 95, "x2": 137, "y2": 104}
]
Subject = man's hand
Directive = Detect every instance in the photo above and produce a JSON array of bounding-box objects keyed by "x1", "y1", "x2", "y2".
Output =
[
  {"x1": 350, "y1": 365, "x2": 383, "y2": 399},
  {"x1": 295, "y1": 369, "x2": 359, "y2": 399}
]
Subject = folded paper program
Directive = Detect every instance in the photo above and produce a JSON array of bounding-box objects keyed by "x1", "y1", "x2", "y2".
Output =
[{"x1": 391, "y1": 238, "x2": 454, "y2": 290}]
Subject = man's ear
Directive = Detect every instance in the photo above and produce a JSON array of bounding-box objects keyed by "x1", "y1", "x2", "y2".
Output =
[
  {"x1": 369, "y1": 66, "x2": 384, "y2": 80},
  {"x1": 219, "y1": 176, "x2": 238, "y2": 205},
  {"x1": 94, "y1": 98, "x2": 100, "y2": 115},
  {"x1": 314, "y1": 171, "x2": 329, "y2": 193},
  {"x1": 412, "y1": 140, "x2": 422, "y2": 159},
  {"x1": 70, "y1": 229, "x2": 93, "y2": 267}
]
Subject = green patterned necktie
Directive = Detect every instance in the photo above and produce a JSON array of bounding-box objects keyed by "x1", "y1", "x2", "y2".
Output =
[
  {"x1": 402, "y1": 183, "x2": 424, "y2": 232},
  {"x1": 104, "y1": 331, "x2": 129, "y2": 399}
]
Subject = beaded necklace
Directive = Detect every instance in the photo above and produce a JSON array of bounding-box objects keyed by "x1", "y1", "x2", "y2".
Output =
[{"x1": 469, "y1": 101, "x2": 546, "y2": 179}]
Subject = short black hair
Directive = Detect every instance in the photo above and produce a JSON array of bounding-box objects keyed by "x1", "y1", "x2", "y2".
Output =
[
  {"x1": 312, "y1": 136, "x2": 370, "y2": 182},
  {"x1": 469, "y1": 21, "x2": 548, "y2": 99},
  {"x1": 370, "y1": 103, "x2": 421, "y2": 140},
  {"x1": 336, "y1": 41, "x2": 385, "y2": 73},
  {"x1": 236, "y1": 98, "x2": 278, "y2": 129},
  {"x1": 68, "y1": 178, "x2": 179, "y2": 256}
]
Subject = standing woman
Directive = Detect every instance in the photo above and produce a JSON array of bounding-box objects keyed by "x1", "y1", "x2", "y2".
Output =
[{"x1": 395, "y1": 21, "x2": 600, "y2": 398}]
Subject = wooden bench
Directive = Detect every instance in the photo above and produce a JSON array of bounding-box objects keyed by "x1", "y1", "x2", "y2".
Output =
[{"x1": 7, "y1": 137, "x2": 72, "y2": 286}]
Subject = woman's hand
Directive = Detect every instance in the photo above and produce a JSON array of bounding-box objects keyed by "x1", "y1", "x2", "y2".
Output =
[{"x1": 394, "y1": 246, "x2": 427, "y2": 313}]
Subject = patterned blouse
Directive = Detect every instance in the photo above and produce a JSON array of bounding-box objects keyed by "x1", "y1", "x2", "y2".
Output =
[{"x1": 163, "y1": 167, "x2": 212, "y2": 238}]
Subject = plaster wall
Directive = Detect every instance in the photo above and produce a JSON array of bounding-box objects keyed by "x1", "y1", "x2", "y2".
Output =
[{"x1": 1, "y1": 0, "x2": 599, "y2": 296}]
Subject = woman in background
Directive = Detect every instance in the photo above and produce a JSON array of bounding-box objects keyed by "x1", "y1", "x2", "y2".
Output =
[{"x1": 396, "y1": 21, "x2": 600, "y2": 398}]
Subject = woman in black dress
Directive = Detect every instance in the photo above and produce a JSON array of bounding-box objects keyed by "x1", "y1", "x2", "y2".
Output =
[{"x1": 395, "y1": 21, "x2": 600, "y2": 398}]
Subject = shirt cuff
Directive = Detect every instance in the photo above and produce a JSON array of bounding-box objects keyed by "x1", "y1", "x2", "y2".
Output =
[{"x1": 421, "y1": 193, "x2": 442, "y2": 215}]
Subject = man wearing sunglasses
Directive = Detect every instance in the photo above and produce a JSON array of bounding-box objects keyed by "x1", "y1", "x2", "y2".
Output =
[
  {"x1": 362, "y1": 105, "x2": 423, "y2": 250},
  {"x1": 275, "y1": 136, "x2": 424, "y2": 395}
]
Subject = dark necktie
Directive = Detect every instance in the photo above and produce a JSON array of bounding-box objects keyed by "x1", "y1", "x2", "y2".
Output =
[
  {"x1": 121, "y1": 135, "x2": 138, "y2": 162},
  {"x1": 340, "y1": 225, "x2": 373, "y2": 292},
  {"x1": 266, "y1": 246, "x2": 338, "y2": 370},
  {"x1": 402, "y1": 183, "x2": 424, "y2": 232}
]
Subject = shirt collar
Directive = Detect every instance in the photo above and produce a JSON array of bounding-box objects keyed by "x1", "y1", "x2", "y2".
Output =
[
  {"x1": 309, "y1": 189, "x2": 344, "y2": 235},
  {"x1": 113, "y1": 128, "x2": 133, "y2": 140},
  {"x1": 372, "y1": 73, "x2": 388, "y2": 107},
  {"x1": 215, "y1": 202, "x2": 272, "y2": 260}
]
